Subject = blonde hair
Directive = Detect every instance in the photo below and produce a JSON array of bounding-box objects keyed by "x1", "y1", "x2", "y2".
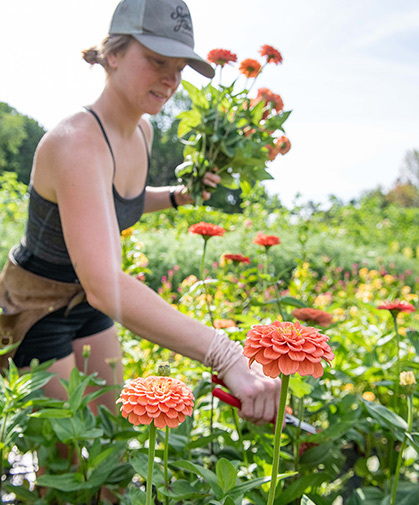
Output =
[{"x1": 82, "y1": 34, "x2": 133, "y2": 71}]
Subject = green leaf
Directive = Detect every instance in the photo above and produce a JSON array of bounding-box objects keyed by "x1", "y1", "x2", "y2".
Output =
[
  {"x1": 158, "y1": 479, "x2": 204, "y2": 500},
  {"x1": 130, "y1": 452, "x2": 165, "y2": 486},
  {"x1": 216, "y1": 458, "x2": 237, "y2": 495},
  {"x1": 30, "y1": 408, "x2": 73, "y2": 418},
  {"x1": 289, "y1": 376, "x2": 313, "y2": 398},
  {"x1": 170, "y1": 459, "x2": 222, "y2": 498},
  {"x1": 347, "y1": 487, "x2": 384, "y2": 505},
  {"x1": 2, "y1": 483, "x2": 38, "y2": 502},
  {"x1": 363, "y1": 399, "x2": 408, "y2": 431},
  {"x1": 36, "y1": 472, "x2": 93, "y2": 492},
  {"x1": 276, "y1": 472, "x2": 332, "y2": 505},
  {"x1": 181, "y1": 80, "x2": 210, "y2": 108}
]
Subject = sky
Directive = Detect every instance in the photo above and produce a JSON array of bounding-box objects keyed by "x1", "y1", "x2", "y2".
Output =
[{"x1": 1, "y1": 0, "x2": 419, "y2": 208}]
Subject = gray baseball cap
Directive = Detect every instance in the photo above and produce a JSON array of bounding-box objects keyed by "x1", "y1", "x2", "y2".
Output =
[{"x1": 109, "y1": 0, "x2": 215, "y2": 78}]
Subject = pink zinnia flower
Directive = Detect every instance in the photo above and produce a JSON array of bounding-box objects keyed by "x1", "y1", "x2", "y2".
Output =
[
  {"x1": 253, "y1": 232, "x2": 280, "y2": 248},
  {"x1": 292, "y1": 308, "x2": 333, "y2": 328},
  {"x1": 377, "y1": 300, "x2": 415, "y2": 315},
  {"x1": 223, "y1": 253, "x2": 251, "y2": 264},
  {"x1": 207, "y1": 48, "x2": 237, "y2": 67},
  {"x1": 189, "y1": 222, "x2": 225, "y2": 239},
  {"x1": 117, "y1": 376, "x2": 194, "y2": 429},
  {"x1": 259, "y1": 44, "x2": 283, "y2": 65},
  {"x1": 243, "y1": 320, "x2": 334, "y2": 378}
]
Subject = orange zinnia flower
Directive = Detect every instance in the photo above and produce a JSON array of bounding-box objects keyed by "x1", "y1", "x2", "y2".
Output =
[
  {"x1": 275, "y1": 136, "x2": 291, "y2": 155},
  {"x1": 257, "y1": 88, "x2": 284, "y2": 113},
  {"x1": 377, "y1": 300, "x2": 415, "y2": 315},
  {"x1": 243, "y1": 320, "x2": 334, "y2": 379},
  {"x1": 214, "y1": 318, "x2": 236, "y2": 329},
  {"x1": 259, "y1": 44, "x2": 283, "y2": 65},
  {"x1": 189, "y1": 222, "x2": 226, "y2": 239},
  {"x1": 117, "y1": 376, "x2": 194, "y2": 429},
  {"x1": 253, "y1": 232, "x2": 280, "y2": 248},
  {"x1": 223, "y1": 253, "x2": 251, "y2": 264},
  {"x1": 239, "y1": 58, "x2": 262, "y2": 78},
  {"x1": 207, "y1": 48, "x2": 237, "y2": 67},
  {"x1": 292, "y1": 308, "x2": 333, "y2": 328}
]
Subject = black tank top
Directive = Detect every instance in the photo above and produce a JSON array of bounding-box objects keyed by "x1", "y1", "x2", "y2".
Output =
[{"x1": 14, "y1": 108, "x2": 150, "y2": 282}]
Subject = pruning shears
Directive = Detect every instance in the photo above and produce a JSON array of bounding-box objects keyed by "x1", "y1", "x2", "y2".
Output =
[{"x1": 211, "y1": 374, "x2": 317, "y2": 434}]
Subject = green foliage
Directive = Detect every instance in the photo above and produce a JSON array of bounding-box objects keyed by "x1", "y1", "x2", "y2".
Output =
[{"x1": 0, "y1": 102, "x2": 45, "y2": 184}]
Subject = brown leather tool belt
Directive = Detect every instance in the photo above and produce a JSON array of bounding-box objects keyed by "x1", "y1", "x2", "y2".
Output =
[{"x1": 0, "y1": 247, "x2": 85, "y2": 369}]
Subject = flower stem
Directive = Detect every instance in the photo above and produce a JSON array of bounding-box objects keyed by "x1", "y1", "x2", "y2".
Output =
[
  {"x1": 164, "y1": 426, "x2": 169, "y2": 505},
  {"x1": 392, "y1": 314, "x2": 401, "y2": 413},
  {"x1": 390, "y1": 393, "x2": 413, "y2": 505},
  {"x1": 232, "y1": 408, "x2": 249, "y2": 466},
  {"x1": 146, "y1": 423, "x2": 157, "y2": 505},
  {"x1": 267, "y1": 374, "x2": 290, "y2": 505}
]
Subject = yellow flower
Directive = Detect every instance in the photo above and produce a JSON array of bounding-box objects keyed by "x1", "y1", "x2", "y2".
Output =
[
  {"x1": 359, "y1": 267, "x2": 369, "y2": 279},
  {"x1": 369, "y1": 269, "x2": 378, "y2": 279},
  {"x1": 400, "y1": 371, "x2": 416, "y2": 386},
  {"x1": 399, "y1": 327, "x2": 406, "y2": 336},
  {"x1": 402, "y1": 247, "x2": 413, "y2": 258},
  {"x1": 349, "y1": 306, "x2": 358, "y2": 317},
  {"x1": 343, "y1": 383, "x2": 354, "y2": 392},
  {"x1": 362, "y1": 392, "x2": 376, "y2": 401},
  {"x1": 372, "y1": 279, "x2": 383, "y2": 289},
  {"x1": 406, "y1": 293, "x2": 418, "y2": 302},
  {"x1": 121, "y1": 227, "x2": 134, "y2": 238},
  {"x1": 384, "y1": 274, "x2": 395, "y2": 284},
  {"x1": 401, "y1": 286, "x2": 411, "y2": 295}
]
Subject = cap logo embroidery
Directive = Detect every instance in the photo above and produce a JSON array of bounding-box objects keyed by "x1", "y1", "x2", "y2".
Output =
[{"x1": 171, "y1": 6, "x2": 193, "y2": 37}]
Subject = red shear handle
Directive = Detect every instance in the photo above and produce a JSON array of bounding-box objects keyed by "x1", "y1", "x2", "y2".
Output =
[{"x1": 212, "y1": 387, "x2": 242, "y2": 409}]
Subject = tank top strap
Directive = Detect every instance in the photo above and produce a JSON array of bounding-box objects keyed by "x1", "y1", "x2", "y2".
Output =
[{"x1": 83, "y1": 106, "x2": 116, "y2": 179}]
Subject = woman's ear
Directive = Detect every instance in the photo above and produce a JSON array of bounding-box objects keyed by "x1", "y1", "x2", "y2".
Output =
[{"x1": 106, "y1": 51, "x2": 119, "y2": 70}]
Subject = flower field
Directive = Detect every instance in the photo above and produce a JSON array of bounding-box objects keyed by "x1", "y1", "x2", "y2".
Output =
[{"x1": 1, "y1": 175, "x2": 419, "y2": 504}]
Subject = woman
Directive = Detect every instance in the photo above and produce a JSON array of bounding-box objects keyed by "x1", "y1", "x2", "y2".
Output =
[{"x1": 0, "y1": 0, "x2": 281, "y2": 425}]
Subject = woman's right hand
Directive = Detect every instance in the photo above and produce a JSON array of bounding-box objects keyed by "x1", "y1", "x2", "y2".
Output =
[{"x1": 221, "y1": 355, "x2": 282, "y2": 425}]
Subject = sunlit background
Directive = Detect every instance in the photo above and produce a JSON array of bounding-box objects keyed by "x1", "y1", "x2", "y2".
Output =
[{"x1": 1, "y1": 0, "x2": 418, "y2": 207}]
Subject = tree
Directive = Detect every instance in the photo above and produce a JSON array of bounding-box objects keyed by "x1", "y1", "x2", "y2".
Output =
[
  {"x1": 0, "y1": 102, "x2": 46, "y2": 184},
  {"x1": 400, "y1": 148, "x2": 419, "y2": 187}
]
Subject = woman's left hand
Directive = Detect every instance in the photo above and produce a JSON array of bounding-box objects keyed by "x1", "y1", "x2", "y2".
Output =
[{"x1": 173, "y1": 170, "x2": 221, "y2": 205}]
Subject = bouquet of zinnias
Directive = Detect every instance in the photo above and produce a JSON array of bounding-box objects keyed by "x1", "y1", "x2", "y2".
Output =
[{"x1": 176, "y1": 45, "x2": 291, "y2": 205}]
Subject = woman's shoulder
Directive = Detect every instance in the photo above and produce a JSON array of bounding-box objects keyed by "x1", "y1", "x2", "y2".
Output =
[{"x1": 138, "y1": 116, "x2": 154, "y2": 147}]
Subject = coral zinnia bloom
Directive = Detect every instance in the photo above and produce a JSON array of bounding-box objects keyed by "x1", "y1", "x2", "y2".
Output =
[
  {"x1": 239, "y1": 58, "x2": 262, "y2": 78},
  {"x1": 207, "y1": 48, "x2": 237, "y2": 67},
  {"x1": 214, "y1": 318, "x2": 236, "y2": 329},
  {"x1": 275, "y1": 136, "x2": 291, "y2": 155},
  {"x1": 259, "y1": 44, "x2": 283, "y2": 65},
  {"x1": 253, "y1": 232, "x2": 280, "y2": 248},
  {"x1": 257, "y1": 88, "x2": 284, "y2": 113},
  {"x1": 223, "y1": 253, "x2": 251, "y2": 264},
  {"x1": 292, "y1": 308, "x2": 333, "y2": 328},
  {"x1": 117, "y1": 376, "x2": 194, "y2": 429},
  {"x1": 377, "y1": 300, "x2": 415, "y2": 315},
  {"x1": 189, "y1": 222, "x2": 225, "y2": 239},
  {"x1": 243, "y1": 320, "x2": 334, "y2": 378}
]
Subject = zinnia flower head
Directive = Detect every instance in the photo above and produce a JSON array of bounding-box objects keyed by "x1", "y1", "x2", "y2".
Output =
[
  {"x1": 239, "y1": 58, "x2": 262, "y2": 78},
  {"x1": 255, "y1": 88, "x2": 284, "y2": 119},
  {"x1": 214, "y1": 318, "x2": 236, "y2": 329},
  {"x1": 275, "y1": 136, "x2": 291, "y2": 155},
  {"x1": 253, "y1": 232, "x2": 280, "y2": 248},
  {"x1": 243, "y1": 320, "x2": 334, "y2": 379},
  {"x1": 189, "y1": 222, "x2": 225, "y2": 239},
  {"x1": 259, "y1": 44, "x2": 283, "y2": 65},
  {"x1": 400, "y1": 371, "x2": 416, "y2": 387},
  {"x1": 117, "y1": 376, "x2": 194, "y2": 429},
  {"x1": 377, "y1": 300, "x2": 415, "y2": 315},
  {"x1": 292, "y1": 308, "x2": 333, "y2": 328},
  {"x1": 223, "y1": 253, "x2": 251, "y2": 264},
  {"x1": 207, "y1": 48, "x2": 237, "y2": 68}
]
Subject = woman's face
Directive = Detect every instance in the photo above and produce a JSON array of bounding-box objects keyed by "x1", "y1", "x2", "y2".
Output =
[{"x1": 108, "y1": 40, "x2": 187, "y2": 116}]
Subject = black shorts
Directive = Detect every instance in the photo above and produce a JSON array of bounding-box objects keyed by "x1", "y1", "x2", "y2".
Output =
[{"x1": 13, "y1": 302, "x2": 114, "y2": 368}]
